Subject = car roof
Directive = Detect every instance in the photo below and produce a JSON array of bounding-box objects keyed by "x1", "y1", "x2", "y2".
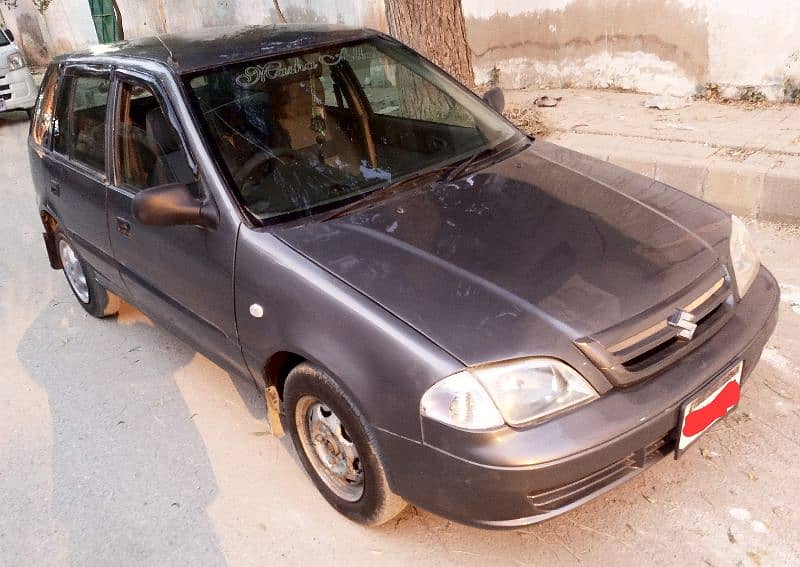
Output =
[{"x1": 54, "y1": 24, "x2": 381, "y2": 74}]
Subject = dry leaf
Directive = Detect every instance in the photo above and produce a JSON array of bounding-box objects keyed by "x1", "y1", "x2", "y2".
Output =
[{"x1": 747, "y1": 551, "x2": 762, "y2": 565}]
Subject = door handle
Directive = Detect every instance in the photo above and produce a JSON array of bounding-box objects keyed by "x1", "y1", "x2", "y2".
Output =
[
  {"x1": 50, "y1": 180, "x2": 60, "y2": 196},
  {"x1": 116, "y1": 217, "x2": 132, "y2": 238}
]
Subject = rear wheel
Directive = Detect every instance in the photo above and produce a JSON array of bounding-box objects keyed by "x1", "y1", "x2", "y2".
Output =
[
  {"x1": 283, "y1": 363, "x2": 407, "y2": 526},
  {"x1": 55, "y1": 230, "x2": 119, "y2": 318}
]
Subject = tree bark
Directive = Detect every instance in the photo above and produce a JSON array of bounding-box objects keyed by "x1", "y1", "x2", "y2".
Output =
[{"x1": 384, "y1": 0, "x2": 474, "y2": 87}]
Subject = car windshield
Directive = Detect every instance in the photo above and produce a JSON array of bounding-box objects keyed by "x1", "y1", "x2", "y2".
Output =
[
  {"x1": 184, "y1": 37, "x2": 519, "y2": 221},
  {"x1": 0, "y1": 31, "x2": 9, "y2": 46}
]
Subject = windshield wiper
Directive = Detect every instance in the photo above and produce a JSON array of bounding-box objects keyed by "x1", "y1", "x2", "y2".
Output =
[
  {"x1": 440, "y1": 146, "x2": 498, "y2": 184},
  {"x1": 441, "y1": 136, "x2": 530, "y2": 185},
  {"x1": 318, "y1": 174, "x2": 434, "y2": 222},
  {"x1": 318, "y1": 140, "x2": 522, "y2": 222}
]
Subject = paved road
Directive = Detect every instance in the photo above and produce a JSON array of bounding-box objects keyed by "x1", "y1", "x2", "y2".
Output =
[{"x1": 2, "y1": 111, "x2": 799, "y2": 566}]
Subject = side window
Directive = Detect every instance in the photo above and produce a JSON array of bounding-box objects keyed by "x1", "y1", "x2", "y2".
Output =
[
  {"x1": 31, "y1": 66, "x2": 59, "y2": 147},
  {"x1": 52, "y1": 73, "x2": 110, "y2": 173},
  {"x1": 114, "y1": 80, "x2": 193, "y2": 193},
  {"x1": 52, "y1": 76, "x2": 73, "y2": 156}
]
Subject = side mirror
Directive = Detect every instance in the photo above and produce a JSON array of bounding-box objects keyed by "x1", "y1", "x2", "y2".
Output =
[
  {"x1": 132, "y1": 183, "x2": 218, "y2": 229},
  {"x1": 482, "y1": 86, "x2": 505, "y2": 114}
]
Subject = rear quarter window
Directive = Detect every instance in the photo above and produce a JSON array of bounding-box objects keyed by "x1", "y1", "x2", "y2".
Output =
[{"x1": 31, "y1": 66, "x2": 60, "y2": 147}]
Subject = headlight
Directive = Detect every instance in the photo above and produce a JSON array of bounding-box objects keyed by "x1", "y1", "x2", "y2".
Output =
[
  {"x1": 420, "y1": 358, "x2": 598, "y2": 430},
  {"x1": 8, "y1": 52, "x2": 26, "y2": 71},
  {"x1": 729, "y1": 215, "x2": 760, "y2": 298}
]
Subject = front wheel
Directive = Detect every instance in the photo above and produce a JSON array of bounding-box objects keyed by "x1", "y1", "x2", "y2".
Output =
[
  {"x1": 55, "y1": 230, "x2": 120, "y2": 318},
  {"x1": 283, "y1": 363, "x2": 407, "y2": 526}
]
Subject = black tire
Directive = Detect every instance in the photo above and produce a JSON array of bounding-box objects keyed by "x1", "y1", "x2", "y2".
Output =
[
  {"x1": 54, "y1": 229, "x2": 120, "y2": 318},
  {"x1": 283, "y1": 363, "x2": 407, "y2": 526}
]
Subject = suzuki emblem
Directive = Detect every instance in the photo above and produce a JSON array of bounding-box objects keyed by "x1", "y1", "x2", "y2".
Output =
[{"x1": 668, "y1": 309, "x2": 697, "y2": 340}]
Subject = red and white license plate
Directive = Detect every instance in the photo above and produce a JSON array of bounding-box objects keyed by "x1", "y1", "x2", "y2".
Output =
[{"x1": 676, "y1": 361, "x2": 743, "y2": 457}]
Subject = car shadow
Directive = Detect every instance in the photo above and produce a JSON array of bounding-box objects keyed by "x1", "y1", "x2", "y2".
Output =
[{"x1": 14, "y1": 297, "x2": 266, "y2": 564}]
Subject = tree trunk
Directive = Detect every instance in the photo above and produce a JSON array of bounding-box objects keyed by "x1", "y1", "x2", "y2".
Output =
[{"x1": 385, "y1": 0, "x2": 474, "y2": 87}]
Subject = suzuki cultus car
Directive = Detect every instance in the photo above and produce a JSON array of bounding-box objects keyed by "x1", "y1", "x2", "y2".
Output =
[{"x1": 27, "y1": 25, "x2": 779, "y2": 528}]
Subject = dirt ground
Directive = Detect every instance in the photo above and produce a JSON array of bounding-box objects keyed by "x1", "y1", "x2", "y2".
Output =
[{"x1": 1, "y1": 110, "x2": 799, "y2": 566}]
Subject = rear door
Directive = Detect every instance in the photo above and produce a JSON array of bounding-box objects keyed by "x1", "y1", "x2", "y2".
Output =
[
  {"x1": 49, "y1": 66, "x2": 120, "y2": 289},
  {"x1": 105, "y1": 68, "x2": 246, "y2": 375}
]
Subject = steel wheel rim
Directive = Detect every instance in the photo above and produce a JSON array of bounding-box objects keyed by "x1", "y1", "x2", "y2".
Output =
[
  {"x1": 58, "y1": 239, "x2": 90, "y2": 304},
  {"x1": 296, "y1": 395, "x2": 364, "y2": 502}
]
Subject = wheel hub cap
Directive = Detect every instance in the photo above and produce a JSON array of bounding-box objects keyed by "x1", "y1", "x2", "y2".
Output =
[
  {"x1": 58, "y1": 240, "x2": 90, "y2": 304},
  {"x1": 297, "y1": 397, "x2": 364, "y2": 502}
]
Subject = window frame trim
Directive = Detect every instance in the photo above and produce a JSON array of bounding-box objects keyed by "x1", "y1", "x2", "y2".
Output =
[{"x1": 50, "y1": 63, "x2": 114, "y2": 182}]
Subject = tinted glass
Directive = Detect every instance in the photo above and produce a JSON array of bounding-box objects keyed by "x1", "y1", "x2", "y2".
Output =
[
  {"x1": 114, "y1": 81, "x2": 193, "y2": 193},
  {"x1": 31, "y1": 66, "x2": 59, "y2": 147},
  {"x1": 52, "y1": 76, "x2": 72, "y2": 156},
  {"x1": 53, "y1": 73, "x2": 110, "y2": 173},
  {"x1": 0, "y1": 30, "x2": 9, "y2": 47},
  {"x1": 349, "y1": 49, "x2": 475, "y2": 127},
  {"x1": 185, "y1": 37, "x2": 518, "y2": 221},
  {"x1": 71, "y1": 75, "x2": 109, "y2": 172}
]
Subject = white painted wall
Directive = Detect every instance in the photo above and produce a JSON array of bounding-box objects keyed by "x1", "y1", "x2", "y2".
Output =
[
  {"x1": 4, "y1": 0, "x2": 386, "y2": 64},
  {"x1": 10, "y1": 0, "x2": 796, "y2": 100},
  {"x1": 703, "y1": 0, "x2": 800, "y2": 94},
  {"x1": 463, "y1": 0, "x2": 800, "y2": 99}
]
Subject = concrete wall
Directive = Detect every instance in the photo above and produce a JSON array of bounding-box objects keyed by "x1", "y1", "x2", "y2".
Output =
[
  {"x1": 7, "y1": 0, "x2": 798, "y2": 101},
  {"x1": 1, "y1": 0, "x2": 387, "y2": 65},
  {"x1": 462, "y1": 0, "x2": 800, "y2": 99}
]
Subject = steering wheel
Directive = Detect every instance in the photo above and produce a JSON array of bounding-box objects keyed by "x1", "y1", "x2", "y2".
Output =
[{"x1": 234, "y1": 147, "x2": 301, "y2": 186}]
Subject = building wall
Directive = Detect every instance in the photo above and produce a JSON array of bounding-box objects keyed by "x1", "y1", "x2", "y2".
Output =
[
  {"x1": 462, "y1": 0, "x2": 800, "y2": 99},
  {"x1": 6, "y1": 0, "x2": 797, "y2": 100},
  {"x1": 2, "y1": 0, "x2": 387, "y2": 66}
]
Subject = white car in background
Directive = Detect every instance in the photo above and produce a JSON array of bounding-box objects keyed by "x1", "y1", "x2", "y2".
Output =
[{"x1": 1, "y1": 28, "x2": 37, "y2": 116}]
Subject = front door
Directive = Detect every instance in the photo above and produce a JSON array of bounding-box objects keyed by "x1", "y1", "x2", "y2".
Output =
[{"x1": 105, "y1": 71, "x2": 246, "y2": 375}]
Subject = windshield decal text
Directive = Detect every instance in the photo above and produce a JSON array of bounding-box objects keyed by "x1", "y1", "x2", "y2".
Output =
[{"x1": 235, "y1": 46, "x2": 374, "y2": 87}]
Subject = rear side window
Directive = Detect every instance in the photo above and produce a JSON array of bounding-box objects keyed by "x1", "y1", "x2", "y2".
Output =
[
  {"x1": 31, "y1": 66, "x2": 59, "y2": 147},
  {"x1": 52, "y1": 72, "x2": 110, "y2": 174}
]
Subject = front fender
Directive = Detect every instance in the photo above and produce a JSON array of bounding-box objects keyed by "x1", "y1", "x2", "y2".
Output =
[{"x1": 234, "y1": 226, "x2": 462, "y2": 441}]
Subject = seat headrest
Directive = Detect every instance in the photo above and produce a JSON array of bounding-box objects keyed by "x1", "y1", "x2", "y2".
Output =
[{"x1": 146, "y1": 107, "x2": 180, "y2": 154}]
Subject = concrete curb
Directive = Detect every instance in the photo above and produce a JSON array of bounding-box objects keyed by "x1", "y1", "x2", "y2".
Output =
[{"x1": 551, "y1": 133, "x2": 800, "y2": 224}]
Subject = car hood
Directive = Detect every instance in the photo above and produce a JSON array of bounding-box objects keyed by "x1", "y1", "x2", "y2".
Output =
[{"x1": 275, "y1": 142, "x2": 723, "y2": 367}]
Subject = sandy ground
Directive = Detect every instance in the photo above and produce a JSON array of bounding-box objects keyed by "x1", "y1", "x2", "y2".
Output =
[{"x1": 1, "y1": 110, "x2": 800, "y2": 566}]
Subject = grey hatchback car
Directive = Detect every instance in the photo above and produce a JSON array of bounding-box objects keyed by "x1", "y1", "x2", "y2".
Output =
[{"x1": 28, "y1": 25, "x2": 779, "y2": 528}]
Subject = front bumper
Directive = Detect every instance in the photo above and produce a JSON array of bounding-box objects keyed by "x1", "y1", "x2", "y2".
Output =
[
  {"x1": 0, "y1": 67, "x2": 37, "y2": 111},
  {"x1": 376, "y1": 267, "x2": 779, "y2": 528}
]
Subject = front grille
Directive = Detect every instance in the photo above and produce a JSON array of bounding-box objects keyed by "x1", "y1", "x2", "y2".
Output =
[
  {"x1": 0, "y1": 76, "x2": 9, "y2": 100},
  {"x1": 528, "y1": 436, "x2": 674, "y2": 513},
  {"x1": 576, "y1": 266, "x2": 734, "y2": 386}
]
